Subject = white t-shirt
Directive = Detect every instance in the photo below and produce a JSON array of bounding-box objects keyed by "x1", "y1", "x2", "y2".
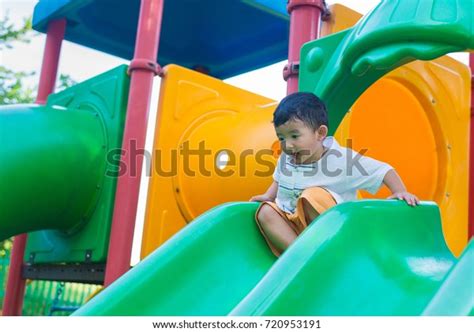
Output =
[{"x1": 273, "y1": 136, "x2": 393, "y2": 213}]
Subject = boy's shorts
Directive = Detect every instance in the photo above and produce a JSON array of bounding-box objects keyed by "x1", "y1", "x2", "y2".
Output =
[{"x1": 255, "y1": 187, "x2": 337, "y2": 257}]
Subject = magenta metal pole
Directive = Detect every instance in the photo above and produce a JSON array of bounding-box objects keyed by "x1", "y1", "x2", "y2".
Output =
[
  {"x1": 284, "y1": 0, "x2": 328, "y2": 94},
  {"x1": 469, "y1": 53, "x2": 473, "y2": 240},
  {"x1": 104, "y1": 0, "x2": 163, "y2": 286},
  {"x1": 2, "y1": 19, "x2": 66, "y2": 316}
]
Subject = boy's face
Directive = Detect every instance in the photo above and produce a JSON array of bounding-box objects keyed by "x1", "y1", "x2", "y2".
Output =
[{"x1": 275, "y1": 119, "x2": 327, "y2": 164}]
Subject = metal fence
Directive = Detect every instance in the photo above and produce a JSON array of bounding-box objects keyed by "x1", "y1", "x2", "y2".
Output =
[{"x1": 1, "y1": 243, "x2": 102, "y2": 316}]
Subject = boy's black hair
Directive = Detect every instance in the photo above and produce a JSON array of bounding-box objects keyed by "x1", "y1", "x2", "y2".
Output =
[{"x1": 273, "y1": 92, "x2": 328, "y2": 130}]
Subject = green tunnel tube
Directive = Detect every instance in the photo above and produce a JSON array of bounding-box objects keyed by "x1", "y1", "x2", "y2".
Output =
[{"x1": 0, "y1": 104, "x2": 107, "y2": 241}]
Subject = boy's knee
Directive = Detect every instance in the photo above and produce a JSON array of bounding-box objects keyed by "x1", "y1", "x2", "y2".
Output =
[
  {"x1": 256, "y1": 204, "x2": 278, "y2": 224},
  {"x1": 257, "y1": 204, "x2": 273, "y2": 221}
]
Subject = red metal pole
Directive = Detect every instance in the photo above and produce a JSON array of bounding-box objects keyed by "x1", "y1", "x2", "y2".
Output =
[
  {"x1": 104, "y1": 0, "x2": 163, "y2": 286},
  {"x1": 36, "y1": 20, "x2": 67, "y2": 104},
  {"x1": 2, "y1": 19, "x2": 66, "y2": 316},
  {"x1": 285, "y1": 0, "x2": 327, "y2": 94},
  {"x1": 469, "y1": 53, "x2": 473, "y2": 240},
  {"x1": 2, "y1": 236, "x2": 27, "y2": 316}
]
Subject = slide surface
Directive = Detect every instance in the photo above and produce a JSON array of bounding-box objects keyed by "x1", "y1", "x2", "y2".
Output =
[
  {"x1": 74, "y1": 201, "x2": 473, "y2": 316},
  {"x1": 76, "y1": 203, "x2": 277, "y2": 315}
]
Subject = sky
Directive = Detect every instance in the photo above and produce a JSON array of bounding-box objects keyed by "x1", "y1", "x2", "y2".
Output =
[{"x1": 0, "y1": 0, "x2": 470, "y2": 264}]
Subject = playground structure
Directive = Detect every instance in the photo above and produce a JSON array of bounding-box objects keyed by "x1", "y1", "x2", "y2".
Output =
[{"x1": 0, "y1": 0, "x2": 473, "y2": 316}]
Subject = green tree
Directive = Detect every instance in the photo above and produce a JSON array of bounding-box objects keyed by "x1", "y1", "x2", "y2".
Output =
[
  {"x1": 0, "y1": 15, "x2": 76, "y2": 105},
  {"x1": 0, "y1": 15, "x2": 35, "y2": 104}
]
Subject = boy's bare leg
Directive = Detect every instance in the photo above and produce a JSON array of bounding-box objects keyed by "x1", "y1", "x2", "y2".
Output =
[{"x1": 257, "y1": 205, "x2": 298, "y2": 252}]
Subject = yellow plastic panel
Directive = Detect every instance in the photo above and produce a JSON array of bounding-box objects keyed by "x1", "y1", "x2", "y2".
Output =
[
  {"x1": 320, "y1": 3, "x2": 361, "y2": 36},
  {"x1": 327, "y1": 5, "x2": 471, "y2": 256},
  {"x1": 141, "y1": 65, "x2": 277, "y2": 257}
]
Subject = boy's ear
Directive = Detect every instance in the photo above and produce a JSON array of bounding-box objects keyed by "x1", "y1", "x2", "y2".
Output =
[{"x1": 317, "y1": 125, "x2": 328, "y2": 139}]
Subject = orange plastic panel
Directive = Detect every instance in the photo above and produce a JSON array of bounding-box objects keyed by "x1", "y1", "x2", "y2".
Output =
[
  {"x1": 141, "y1": 65, "x2": 277, "y2": 258},
  {"x1": 327, "y1": 5, "x2": 471, "y2": 256}
]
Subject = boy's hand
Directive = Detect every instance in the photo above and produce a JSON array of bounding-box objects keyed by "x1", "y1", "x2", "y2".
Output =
[
  {"x1": 249, "y1": 194, "x2": 273, "y2": 202},
  {"x1": 387, "y1": 191, "x2": 420, "y2": 206}
]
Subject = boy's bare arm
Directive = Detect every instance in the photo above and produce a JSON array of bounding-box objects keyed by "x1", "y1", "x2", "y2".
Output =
[
  {"x1": 250, "y1": 181, "x2": 278, "y2": 202},
  {"x1": 383, "y1": 169, "x2": 419, "y2": 206}
]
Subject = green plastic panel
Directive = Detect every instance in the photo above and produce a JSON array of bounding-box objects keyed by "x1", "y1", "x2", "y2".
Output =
[
  {"x1": 299, "y1": 0, "x2": 474, "y2": 134},
  {"x1": 15, "y1": 65, "x2": 130, "y2": 264},
  {"x1": 74, "y1": 201, "x2": 473, "y2": 316}
]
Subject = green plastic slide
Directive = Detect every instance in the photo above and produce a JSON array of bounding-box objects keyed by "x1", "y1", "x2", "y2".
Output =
[
  {"x1": 74, "y1": 201, "x2": 473, "y2": 316},
  {"x1": 230, "y1": 202, "x2": 473, "y2": 316},
  {"x1": 76, "y1": 203, "x2": 277, "y2": 315}
]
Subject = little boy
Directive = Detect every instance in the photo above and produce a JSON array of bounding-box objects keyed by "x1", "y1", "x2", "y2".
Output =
[{"x1": 250, "y1": 92, "x2": 419, "y2": 257}]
